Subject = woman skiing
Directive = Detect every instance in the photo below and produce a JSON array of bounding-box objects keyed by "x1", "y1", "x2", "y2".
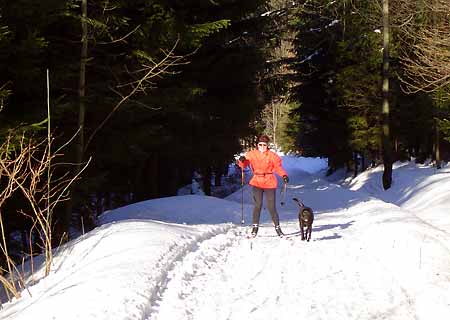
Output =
[{"x1": 237, "y1": 135, "x2": 289, "y2": 237}]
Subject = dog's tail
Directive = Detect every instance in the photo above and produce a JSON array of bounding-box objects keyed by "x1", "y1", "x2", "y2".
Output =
[{"x1": 292, "y1": 197, "x2": 304, "y2": 207}]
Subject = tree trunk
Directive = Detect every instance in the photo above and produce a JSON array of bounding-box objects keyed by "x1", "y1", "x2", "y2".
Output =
[
  {"x1": 272, "y1": 102, "x2": 278, "y2": 147},
  {"x1": 105, "y1": 192, "x2": 112, "y2": 210},
  {"x1": 214, "y1": 171, "x2": 222, "y2": 187},
  {"x1": 96, "y1": 192, "x2": 103, "y2": 215},
  {"x1": 78, "y1": 0, "x2": 87, "y2": 170},
  {"x1": 63, "y1": 0, "x2": 88, "y2": 239},
  {"x1": 382, "y1": 0, "x2": 393, "y2": 190},
  {"x1": 202, "y1": 167, "x2": 212, "y2": 196},
  {"x1": 432, "y1": 2, "x2": 441, "y2": 170},
  {"x1": 435, "y1": 118, "x2": 441, "y2": 169}
]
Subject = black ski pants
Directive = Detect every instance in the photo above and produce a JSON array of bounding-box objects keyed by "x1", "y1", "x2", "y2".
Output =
[{"x1": 252, "y1": 187, "x2": 280, "y2": 226}]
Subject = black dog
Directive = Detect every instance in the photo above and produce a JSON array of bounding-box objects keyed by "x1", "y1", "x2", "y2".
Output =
[{"x1": 293, "y1": 198, "x2": 314, "y2": 241}]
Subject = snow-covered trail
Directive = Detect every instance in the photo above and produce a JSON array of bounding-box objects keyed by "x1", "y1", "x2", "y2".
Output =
[
  {"x1": 146, "y1": 215, "x2": 429, "y2": 320},
  {"x1": 145, "y1": 172, "x2": 450, "y2": 320},
  {"x1": 1, "y1": 159, "x2": 449, "y2": 320}
]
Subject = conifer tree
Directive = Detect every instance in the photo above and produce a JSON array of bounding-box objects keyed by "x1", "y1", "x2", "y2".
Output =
[
  {"x1": 289, "y1": 0, "x2": 352, "y2": 169},
  {"x1": 381, "y1": 0, "x2": 393, "y2": 189}
]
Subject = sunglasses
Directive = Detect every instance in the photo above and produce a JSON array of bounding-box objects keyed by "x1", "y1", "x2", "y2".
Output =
[{"x1": 258, "y1": 143, "x2": 268, "y2": 147}]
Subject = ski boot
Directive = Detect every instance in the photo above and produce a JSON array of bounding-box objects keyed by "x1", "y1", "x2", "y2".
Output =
[
  {"x1": 275, "y1": 225, "x2": 284, "y2": 237},
  {"x1": 251, "y1": 224, "x2": 259, "y2": 237}
]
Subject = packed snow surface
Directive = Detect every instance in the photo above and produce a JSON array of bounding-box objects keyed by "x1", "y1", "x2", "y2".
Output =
[{"x1": 1, "y1": 156, "x2": 450, "y2": 320}]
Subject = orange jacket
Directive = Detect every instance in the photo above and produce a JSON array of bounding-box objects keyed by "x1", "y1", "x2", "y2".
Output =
[{"x1": 238, "y1": 149, "x2": 287, "y2": 189}]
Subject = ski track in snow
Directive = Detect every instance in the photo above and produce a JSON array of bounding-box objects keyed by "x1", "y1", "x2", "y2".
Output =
[
  {"x1": 141, "y1": 170, "x2": 450, "y2": 320},
  {"x1": 3, "y1": 158, "x2": 450, "y2": 320},
  {"x1": 145, "y1": 218, "x2": 422, "y2": 320},
  {"x1": 142, "y1": 224, "x2": 234, "y2": 316}
]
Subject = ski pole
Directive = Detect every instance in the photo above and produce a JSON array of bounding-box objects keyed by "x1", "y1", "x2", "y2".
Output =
[
  {"x1": 241, "y1": 167, "x2": 245, "y2": 224},
  {"x1": 280, "y1": 181, "x2": 287, "y2": 206}
]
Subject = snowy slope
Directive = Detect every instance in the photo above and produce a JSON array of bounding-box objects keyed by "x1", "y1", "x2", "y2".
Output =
[{"x1": 1, "y1": 157, "x2": 449, "y2": 320}]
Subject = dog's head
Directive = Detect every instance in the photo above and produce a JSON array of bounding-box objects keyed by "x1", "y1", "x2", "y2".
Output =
[
  {"x1": 294, "y1": 198, "x2": 314, "y2": 221},
  {"x1": 300, "y1": 208, "x2": 313, "y2": 223}
]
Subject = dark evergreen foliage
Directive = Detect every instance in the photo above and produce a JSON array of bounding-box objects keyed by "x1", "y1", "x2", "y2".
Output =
[
  {"x1": 0, "y1": 0, "x2": 272, "y2": 246},
  {"x1": 289, "y1": 0, "x2": 450, "y2": 174},
  {"x1": 2, "y1": 0, "x2": 450, "y2": 269}
]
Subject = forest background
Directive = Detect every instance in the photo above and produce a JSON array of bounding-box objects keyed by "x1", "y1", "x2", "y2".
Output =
[{"x1": 1, "y1": 0, "x2": 450, "y2": 291}]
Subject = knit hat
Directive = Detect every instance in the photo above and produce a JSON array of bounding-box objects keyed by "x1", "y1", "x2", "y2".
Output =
[{"x1": 257, "y1": 135, "x2": 270, "y2": 143}]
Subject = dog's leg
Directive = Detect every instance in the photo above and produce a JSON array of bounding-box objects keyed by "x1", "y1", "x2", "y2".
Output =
[
  {"x1": 307, "y1": 225, "x2": 311, "y2": 242},
  {"x1": 300, "y1": 220, "x2": 305, "y2": 240}
]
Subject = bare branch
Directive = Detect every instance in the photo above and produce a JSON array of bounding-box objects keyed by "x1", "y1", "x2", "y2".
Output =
[
  {"x1": 84, "y1": 39, "x2": 192, "y2": 151},
  {"x1": 396, "y1": 0, "x2": 450, "y2": 98}
]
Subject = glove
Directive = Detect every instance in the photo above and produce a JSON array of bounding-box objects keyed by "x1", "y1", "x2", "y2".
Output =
[
  {"x1": 239, "y1": 156, "x2": 246, "y2": 162},
  {"x1": 282, "y1": 175, "x2": 289, "y2": 183}
]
